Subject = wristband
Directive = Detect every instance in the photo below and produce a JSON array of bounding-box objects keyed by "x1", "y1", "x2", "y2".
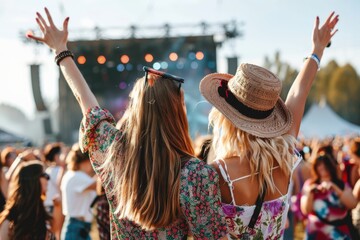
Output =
[
  {"x1": 304, "y1": 53, "x2": 320, "y2": 70},
  {"x1": 55, "y1": 50, "x2": 74, "y2": 66}
]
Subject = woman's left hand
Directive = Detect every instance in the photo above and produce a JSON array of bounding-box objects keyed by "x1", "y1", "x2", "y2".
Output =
[{"x1": 312, "y1": 12, "x2": 339, "y2": 55}]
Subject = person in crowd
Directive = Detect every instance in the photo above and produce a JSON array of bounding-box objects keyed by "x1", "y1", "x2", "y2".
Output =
[
  {"x1": 60, "y1": 143, "x2": 96, "y2": 240},
  {"x1": 301, "y1": 153, "x2": 357, "y2": 239},
  {"x1": 199, "y1": 12, "x2": 339, "y2": 239},
  {"x1": 0, "y1": 159, "x2": 55, "y2": 239},
  {"x1": 0, "y1": 147, "x2": 17, "y2": 173},
  {"x1": 285, "y1": 148, "x2": 312, "y2": 239},
  {"x1": 0, "y1": 154, "x2": 8, "y2": 212},
  {"x1": 291, "y1": 148, "x2": 312, "y2": 220},
  {"x1": 339, "y1": 139, "x2": 359, "y2": 188},
  {"x1": 28, "y1": 7, "x2": 228, "y2": 239},
  {"x1": 43, "y1": 142, "x2": 65, "y2": 240},
  {"x1": 43, "y1": 142, "x2": 62, "y2": 213},
  {"x1": 351, "y1": 138, "x2": 360, "y2": 237},
  {"x1": 193, "y1": 134, "x2": 214, "y2": 163},
  {"x1": 90, "y1": 179, "x2": 110, "y2": 240}
]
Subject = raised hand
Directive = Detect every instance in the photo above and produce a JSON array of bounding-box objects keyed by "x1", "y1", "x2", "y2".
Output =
[
  {"x1": 285, "y1": 12, "x2": 340, "y2": 138},
  {"x1": 27, "y1": 7, "x2": 69, "y2": 54},
  {"x1": 312, "y1": 12, "x2": 339, "y2": 54}
]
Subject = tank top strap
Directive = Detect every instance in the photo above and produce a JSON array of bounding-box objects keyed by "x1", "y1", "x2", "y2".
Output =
[
  {"x1": 287, "y1": 149, "x2": 304, "y2": 196},
  {"x1": 293, "y1": 149, "x2": 303, "y2": 170},
  {"x1": 215, "y1": 159, "x2": 237, "y2": 205},
  {"x1": 232, "y1": 172, "x2": 258, "y2": 182}
]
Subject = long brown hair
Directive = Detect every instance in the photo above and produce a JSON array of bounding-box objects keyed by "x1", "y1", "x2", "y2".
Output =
[
  {"x1": 102, "y1": 73, "x2": 194, "y2": 230},
  {"x1": 0, "y1": 160, "x2": 51, "y2": 239}
]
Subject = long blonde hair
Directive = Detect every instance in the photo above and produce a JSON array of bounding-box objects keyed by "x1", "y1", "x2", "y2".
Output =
[
  {"x1": 209, "y1": 108, "x2": 296, "y2": 193},
  {"x1": 102, "y1": 73, "x2": 194, "y2": 230}
]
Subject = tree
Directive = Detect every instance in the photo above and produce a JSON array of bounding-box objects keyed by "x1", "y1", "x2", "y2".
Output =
[
  {"x1": 264, "y1": 52, "x2": 360, "y2": 126},
  {"x1": 327, "y1": 64, "x2": 360, "y2": 125}
]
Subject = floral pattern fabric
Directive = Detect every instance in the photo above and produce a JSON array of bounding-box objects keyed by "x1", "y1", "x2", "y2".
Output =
[
  {"x1": 79, "y1": 106, "x2": 227, "y2": 239},
  {"x1": 303, "y1": 179, "x2": 352, "y2": 240},
  {"x1": 217, "y1": 156, "x2": 301, "y2": 240},
  {"x1": 222, "y1": 195, "x2": 289, "y2": 239}
]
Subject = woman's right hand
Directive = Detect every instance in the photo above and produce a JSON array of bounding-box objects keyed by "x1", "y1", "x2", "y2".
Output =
[
  {"x1": 27, "y1": 7, "x2": 69, "y2": 54},
  {"x1": 305, "y1": 183, "x2": 319, "y2": 195}
]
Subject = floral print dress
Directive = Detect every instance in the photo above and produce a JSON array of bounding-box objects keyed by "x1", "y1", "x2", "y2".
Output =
[
  {"x1": 215, "y1": 153, "x2": 301, "y2": 240},
  {"x1": 79, "y1": 106, "x2": 228, "y2": 239},
  {"x1": 303, "y1": 179, "x2": 352, "y2": 240}
]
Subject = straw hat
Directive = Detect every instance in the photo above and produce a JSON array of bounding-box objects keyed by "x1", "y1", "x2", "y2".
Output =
[{"x1": 199, "y1": 63, "x2": 293, "y2": 138}]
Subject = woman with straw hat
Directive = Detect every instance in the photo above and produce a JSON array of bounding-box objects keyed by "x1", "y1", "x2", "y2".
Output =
[{"x1": 200, "y1": 12, "x2": 339, "y2": 239}]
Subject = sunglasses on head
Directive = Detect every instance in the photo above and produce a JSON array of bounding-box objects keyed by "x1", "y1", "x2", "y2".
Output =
[
  {"x1": 40, "y1": 172, "x2": 50, "y2": 180},
  {"x1": 143, "y1": 66, "x2": 184, "y2": 92}
]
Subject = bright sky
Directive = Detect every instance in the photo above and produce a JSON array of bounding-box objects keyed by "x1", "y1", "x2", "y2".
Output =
[{"x1": 1, "y1": 0, "x2": 359, "y2": 119}]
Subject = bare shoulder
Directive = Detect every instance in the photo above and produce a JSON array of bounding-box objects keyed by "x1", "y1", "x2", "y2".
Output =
[{"x1": 209, "y1": 160, "x2": 219, "y2": 171}]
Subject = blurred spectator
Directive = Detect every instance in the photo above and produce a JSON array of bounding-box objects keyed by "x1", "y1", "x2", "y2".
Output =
[
  {"x1": 0, "y1": 157, "x2": 7, "y2": 213},
  {"x1": 44, "y1": 142, "x2": 66, "y2": 240},
  {"x1": 44, "y1": 142, "x2": 62, "y2": 213},
  {"x1": 193, "y1": 134, "x2": 214, "y2": 163},
  {"x1": 351, "y1": 138, "x2": 360, "y2": 237},
  {"x1": 90, "y1": 179, "x2": 110, "y2": 240},
  {"x1": 288, "y1": 148, "x2": 312, "y2": 228},
  {"x1": 340, "y1": 140, "x2": 359, "y2": 188},
  {"x1": 60, "y1": 144, "x2": 96, "y2": 240},
  {"x1": 0, "y1": 160, "x2": 54, "y2": 239},
  {"x1": 0, "y1": 147, "x2": 17, "y2": 172},
  {"x1": 301, "y1": 153, "x2": 357, "y2": 239}
]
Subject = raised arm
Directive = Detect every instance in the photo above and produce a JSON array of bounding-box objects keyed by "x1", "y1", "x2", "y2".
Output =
[
  {"x1": 27, "y1": 8, "x2": 98, "y2": 115},
  {"x1": 286, "y1": 12, "x2": 339, "y2": 137}
]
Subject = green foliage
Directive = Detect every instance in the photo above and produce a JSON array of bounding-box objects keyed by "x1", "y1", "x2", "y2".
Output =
[
  {"x1": 264, "y1": 52, "x2": 360, "y2": 125},
  {"x1": 327, "y1": 64, "x2": 360, "y2": 125}
]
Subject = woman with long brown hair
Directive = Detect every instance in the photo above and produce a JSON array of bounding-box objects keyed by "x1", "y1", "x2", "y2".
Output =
[
  {"x1": 0, "y1": 160, "x2": 54, "y2": 239},
  {"x1": 28, "y1": 8, "x2": 228, "y2": 239},
  {"x1": 301, "y1": 152, "x2": 357, "y2": 239}
]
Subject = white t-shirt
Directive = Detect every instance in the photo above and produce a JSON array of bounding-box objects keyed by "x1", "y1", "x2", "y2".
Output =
[
  {"x1": 44, "y1": 166, "x2": 61, "y2": 207},
  {"x1": 60, "y1": 170, "x2": 96, "y2": 223}
]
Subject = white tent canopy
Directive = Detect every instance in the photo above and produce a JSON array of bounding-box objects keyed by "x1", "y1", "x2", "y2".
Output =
[{"x1": 299, "y1": 101, "x2": 360, "y2": 138}]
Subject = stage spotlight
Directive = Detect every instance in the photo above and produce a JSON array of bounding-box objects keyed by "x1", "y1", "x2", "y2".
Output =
[
  {"x1": 161, "y1": 62, "x2": 168, "y2": 69},
  {"x1": 145, "y1": 54, "x2": 154, "y2": 63},
  {"x1": 188, "y1": 52, "x2": 196, "y2": 60},
  {"x1": 97, "y1": 55, "x2": 106, "y2": 64},
  {"x1": 116, "y1": 64, "x2": 125, "y2": 72},
  {"x1": 77, "y1": 56, "x2": 86, "y2": 65},
  {"x1": 191, "y1": 61, "x2": 199, "y2": 69},
  {"x1": 195, "y1": 51, "x2": 204, "y2": 60},
  {"x1": 176, "y1": 62, "x2": 184, "y2": 69},
  {"x1": 153, "y1": 62, "x2": 161, "y2": 70},
  {"x1": 119, "y1": 82, "x2": 127, "y2": 90},
  {"x1": 121, "y1": 55, "x2": 130, "y2": 64},
  {"x1": 126, "y1": 64, "x2": 133, "y2": 71},
  {"x1": 169, "y1": 52, "x2": 178, "y2": 61},
  {"x1": 106, "y1": 61, "x2": 115, "y2": 68}
]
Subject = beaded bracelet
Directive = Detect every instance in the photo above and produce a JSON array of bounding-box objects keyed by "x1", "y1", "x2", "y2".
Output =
[
  {"x1": 55, "y1": 50, "x2": 74, "y2": 66},
  {"x1": 304, "y1": 53, "x2": 320, "y2": 70}
]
